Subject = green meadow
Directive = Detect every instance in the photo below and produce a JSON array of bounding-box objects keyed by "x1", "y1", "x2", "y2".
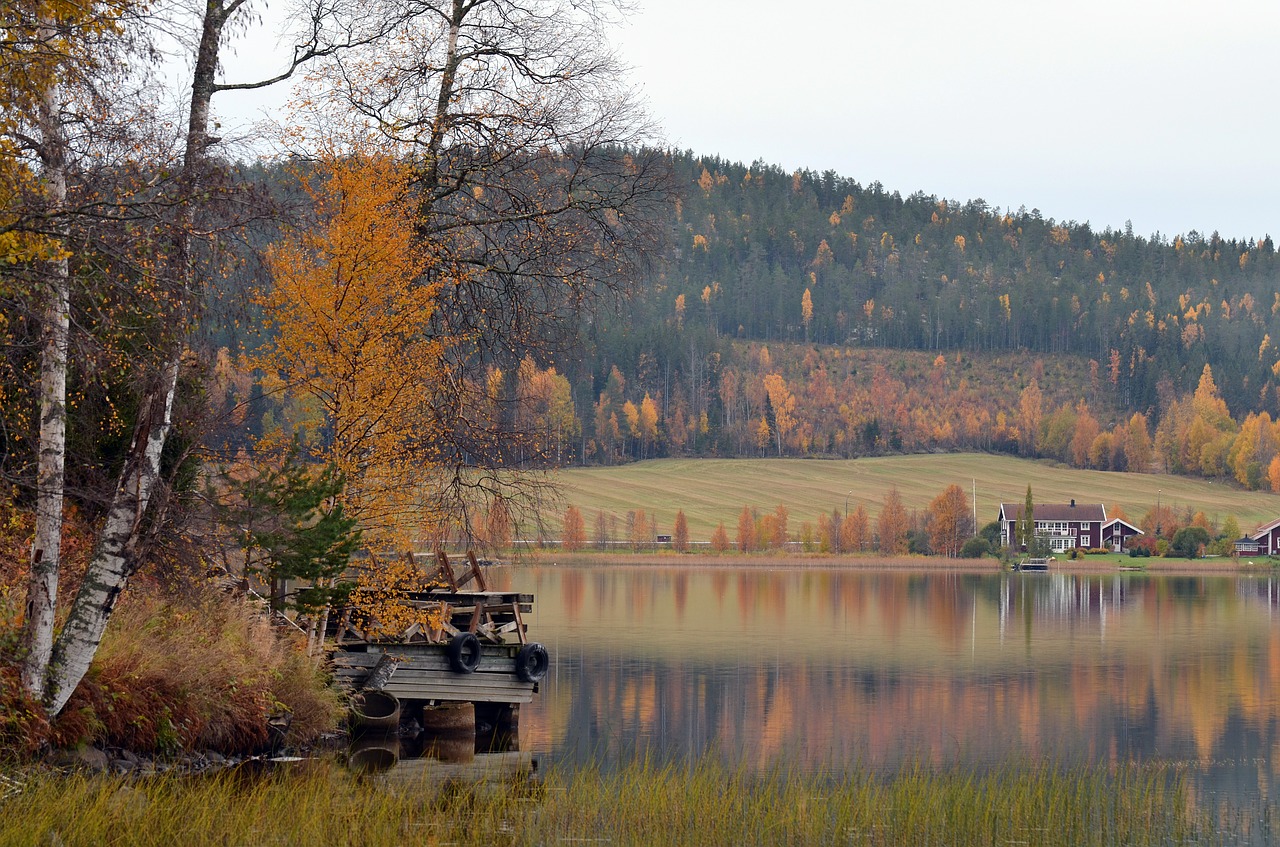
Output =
[{"x1": 550, "y1": 453, "x2": 1280, "y2": 540}]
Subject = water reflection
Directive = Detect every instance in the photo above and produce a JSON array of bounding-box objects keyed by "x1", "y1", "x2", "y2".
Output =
[{"x1": 492, "y1": 566, "x2": 1280, "y2": 808}]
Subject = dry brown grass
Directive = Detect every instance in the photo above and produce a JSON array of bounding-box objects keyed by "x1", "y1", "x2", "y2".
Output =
[
  {"x1": 48, "y1": 587, "x2": 343, "y2": 754},
  {"x1": 0, "y1": 495, "x2": 342, "y2": 759}
]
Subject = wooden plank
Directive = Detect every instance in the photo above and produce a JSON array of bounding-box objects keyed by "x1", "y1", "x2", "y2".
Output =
[
  {"x1": 435, "y1": 550, "x2": 459, "y2": 591},
  {"x1": 387, "y1": 670, "x2": 532, "y2": 688},
  {"x1": 466, "y1": 551, "x2": 490, "y2": 591},
  {"x1": 407, "y1": 591, "x2": 533, "y2": 605},
  {"x1": 334, "y1": 649, "x2": 518, "y2": 671},
  {"x1": 337, "y1": 668, "x2": 536, "y2": 697},
  {"x1": 355, "y1": 641, "x2": 519, "y2": 658},
  {"x1": 508, "y1": 596, "x2": 527, "y2": 646},
  {"x1": 381, "y1": 685, "x2": 536, "y2": 704},
  {"x1": 334, "y1": 666, "x2": 536, "y2": 691}
]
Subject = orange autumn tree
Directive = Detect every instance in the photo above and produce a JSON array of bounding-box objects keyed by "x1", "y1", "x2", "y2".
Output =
[
  {"x1": 562, "y1": 505, "x2": 586, "y2": 551},
  {"x1": 251, "y1": 151, "x2": 450, "y2": 639},
  {"x1": 737, "y1": 505, "x2": 757, "y2": 552},
  {"x1": 841, "y1": 505, "x2": 870, "y2": 552},
  {"x1": 254, "y1": 151, "x2": 446, "y2": 549},
  {"x1": 928, "y1": 484, "x2": 971, "y2": 557},
  {"x1": 877, "y1": 487, "x2": 909, "y2": 555},
  {"x1": 710, "y1": 522, "x2": 731, "y2": 553},
  {"x1": 673, "y1": 509, "x2": 689, "y2": 552}
]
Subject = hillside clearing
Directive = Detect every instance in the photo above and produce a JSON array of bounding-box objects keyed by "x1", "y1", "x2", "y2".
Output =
[{"x1": 547, "y1": 454, "x2": 1280, "y2": 540}]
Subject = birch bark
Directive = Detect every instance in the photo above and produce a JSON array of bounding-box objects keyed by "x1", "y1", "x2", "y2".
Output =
[
  {"x1": 21, "y1": 15, "x2": 69, "y2": 697},
  {"x1": 43, "y1": 0, "x2": 227, "y2": 713}
]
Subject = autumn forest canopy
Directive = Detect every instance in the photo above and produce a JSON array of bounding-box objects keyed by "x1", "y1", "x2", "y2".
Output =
[{"x1": 199, "y1": 150, "x2": 1280, "y2": 494}]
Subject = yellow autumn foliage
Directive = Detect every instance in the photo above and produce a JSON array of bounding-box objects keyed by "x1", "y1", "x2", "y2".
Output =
[{"x1": 253, "y1": 151, "x2": 448, "y2": 550}]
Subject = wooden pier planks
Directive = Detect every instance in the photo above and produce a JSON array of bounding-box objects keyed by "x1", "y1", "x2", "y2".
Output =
[{"x1": 333, "y1": 645, "x2": 538, "y2": 704}]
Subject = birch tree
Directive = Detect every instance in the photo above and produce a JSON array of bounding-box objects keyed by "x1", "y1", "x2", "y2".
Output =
[
  {"x1": 29, "y1": 0, "x2": 391, "y2": 716},
  {"x1": 2, "y1": 0, "x2": 148, "y2": 700},
  {"x1": 286, "y1": 0, "x2": 670, "y2": 516}
]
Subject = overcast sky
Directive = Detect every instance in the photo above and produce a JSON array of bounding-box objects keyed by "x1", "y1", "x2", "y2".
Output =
[{"x1": 213, "y1": 0, "x2": 1280, "y2": 241}]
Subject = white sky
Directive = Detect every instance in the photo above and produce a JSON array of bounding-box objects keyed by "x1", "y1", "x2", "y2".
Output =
[{"x1": 212, "y1": 0, "x2": 1280, "y2": 241}]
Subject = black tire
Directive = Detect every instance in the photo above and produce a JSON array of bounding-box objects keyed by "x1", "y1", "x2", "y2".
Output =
[
  {"x1": 515, "y1": 642, "x2": 549, "y2": 683},
  {"x1": 447, "y1": 632, "x2": 482, "y2": 673}
]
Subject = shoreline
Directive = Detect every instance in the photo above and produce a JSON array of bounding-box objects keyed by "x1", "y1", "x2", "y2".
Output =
[{"x1": 511, "y1": 550, "x2": 1272, "y2": 576}]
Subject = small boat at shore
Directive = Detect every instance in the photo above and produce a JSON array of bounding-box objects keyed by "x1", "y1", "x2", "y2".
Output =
[{"x1": 1013, "y1": 557, "x2": 1050, "y2": 572}]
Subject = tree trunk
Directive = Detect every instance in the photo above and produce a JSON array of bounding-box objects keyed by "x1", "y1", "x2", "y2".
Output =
[
  {"x1": 22, "y1": 15, "x2": 70, "y2": 699},
  {"x1": 45, "y1": 356, "x2": 180, "y2": 714},
  {"x1": 42, "y1": 0, "x2": 228, "y2": 715}
]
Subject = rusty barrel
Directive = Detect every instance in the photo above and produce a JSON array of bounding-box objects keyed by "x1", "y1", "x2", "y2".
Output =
[{"x1": 350, "y1": 690, "x2": 401, "y2": 735}]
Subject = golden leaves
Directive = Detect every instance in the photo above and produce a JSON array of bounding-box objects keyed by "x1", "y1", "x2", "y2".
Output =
[{"x1": 252, "y1": 152, "x2": 447, "y2": 550}]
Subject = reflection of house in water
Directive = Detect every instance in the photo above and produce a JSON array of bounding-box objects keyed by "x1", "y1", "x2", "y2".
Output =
[
  {"x1": 997, "y1": 500, "x2": 1143, "y2": 552},
  {"x1": 998, "y1": 573, "x2": 1138, "y2": 638}
]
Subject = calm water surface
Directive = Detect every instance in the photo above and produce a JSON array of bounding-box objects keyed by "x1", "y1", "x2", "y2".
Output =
[{"x1": 490, "y1": 564, "x2": 1280, "y2": 809}]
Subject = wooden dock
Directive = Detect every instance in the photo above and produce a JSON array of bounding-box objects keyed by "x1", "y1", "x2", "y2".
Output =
[
  {"x1": 331, "y1": 551, "x2": 546, "y2": 702},
  {"x1": 333, "y1": 639, "x2": 539, "y2": 704}
]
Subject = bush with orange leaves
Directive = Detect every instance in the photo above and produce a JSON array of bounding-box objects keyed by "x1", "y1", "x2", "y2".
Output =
[{"x1": 345, "y1": 554, "x2": 446, "y2": 642}]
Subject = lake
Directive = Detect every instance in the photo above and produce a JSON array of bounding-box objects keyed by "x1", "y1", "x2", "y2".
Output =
[{"x1": 489, "y1": 563, "x2": 1280, "y2": 811}]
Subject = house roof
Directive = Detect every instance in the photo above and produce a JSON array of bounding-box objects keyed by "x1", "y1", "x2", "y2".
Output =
[
  {"x1": 999, "y1": 503, "x2": 1107, "y2": 523},
  {"x1": 1251, "y1": 517, "x2": 1280, "y2": 539},
  {"x1": 1102, "y1": 517, "x2": 1143, "y2": 534}
]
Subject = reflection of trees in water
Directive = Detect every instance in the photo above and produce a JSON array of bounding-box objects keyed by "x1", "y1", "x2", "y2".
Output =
[
  {"x1": 536, "y1": 647, "x2": 1279, "y2": 805},
  {"x1": 502, "y1": 568, "x2": 1280, "y2": 807}
]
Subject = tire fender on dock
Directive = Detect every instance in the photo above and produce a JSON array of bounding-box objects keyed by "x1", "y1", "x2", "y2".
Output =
[
  {"x1": 447, "y1": 632, "x2": 482, "y2": 673},
  {"x1": 515, "y1": 642, "x2": 549, "y2": 683}
]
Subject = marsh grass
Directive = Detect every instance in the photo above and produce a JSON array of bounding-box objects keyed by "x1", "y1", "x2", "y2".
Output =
[{"x1": 0, "y1": 758, "x2": 1225, "y2": 846}]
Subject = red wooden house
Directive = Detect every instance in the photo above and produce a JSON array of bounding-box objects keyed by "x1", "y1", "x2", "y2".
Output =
[
  {"x1": 1246, "y1": 518, "x2": 1280, "y2": 555},
  {"x1": 999, "y1": 500, "x2": 1143, "y2": 553}
]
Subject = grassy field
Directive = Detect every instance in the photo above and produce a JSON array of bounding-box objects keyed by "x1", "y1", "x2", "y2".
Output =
[{"x1": 550, "y1": 453, "x2": 1280, "y2": 540}]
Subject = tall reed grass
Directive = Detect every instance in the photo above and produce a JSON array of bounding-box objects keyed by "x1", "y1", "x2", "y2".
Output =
[
  {"x1": 0, "y1": 585, "x2": 343, "y2": 757},
  {"x1": 0, "y1": 758, "x2": 1227, "y2": 846}
]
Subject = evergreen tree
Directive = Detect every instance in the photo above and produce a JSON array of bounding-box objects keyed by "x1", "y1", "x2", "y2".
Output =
[
  {"x1": 221, "y1": 442, "x2": 361, "y2": 613},
  {"x1": 1017, "y1": 485, "x2": 1035, "y2": 552}
]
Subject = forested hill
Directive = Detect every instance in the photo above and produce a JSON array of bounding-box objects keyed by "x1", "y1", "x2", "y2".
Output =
[
  {"x1": 605, "y1": 152, "x2": 1277, "y2": 413},
  {"x1": 569, "y1": 151, "x2": 1280, "y2": 484},
  {"x1": 217, "y1": 151, "x2": 1280, "y2": 486}
]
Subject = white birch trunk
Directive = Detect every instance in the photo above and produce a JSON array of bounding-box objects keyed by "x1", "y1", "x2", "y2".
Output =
[
  {"x1": 44, "y1": 356, "x2": 179, "y2": 714},
  {"x1": 41, "y1": 0, "x2": 228, "y2": 716},
  {"x1": 21, "y1": 16, "x2": 70, "y2": 699}
]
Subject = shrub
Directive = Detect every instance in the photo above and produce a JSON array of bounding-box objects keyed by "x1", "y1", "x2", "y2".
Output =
[
  {"x1": 906, "y1": 529, "x2": 931, "y2": 555},
  {"x1": 1129, "y1": 536, "x2": 1159, "y2": 557},
  {"x1": 960, "y1": 537, "x2": 990, "y2": 558},
  {"x1": 1169, "y1": 526, "x2": 1211, "y2": 559}
]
